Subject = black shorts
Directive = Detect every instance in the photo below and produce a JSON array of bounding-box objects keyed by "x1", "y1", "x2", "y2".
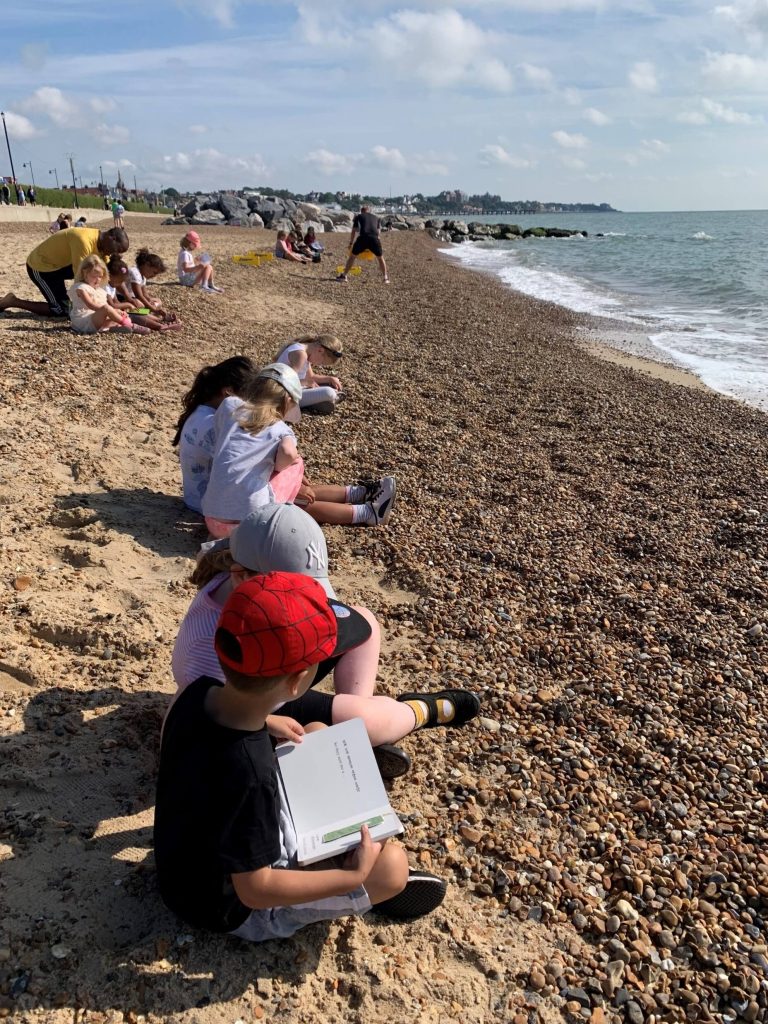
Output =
[
  {"x1": 352, "y1": 235, "x2": 382, "y2": 258},
  {"x1": 272, "y1": 654, "x2": 341, "y2": 726},
  {"x1": 26, "y1": 263, "x2": 72, "y2": 317},
  {"x1": 276, "y1": 688, "x2": 334, "y2": 727}
]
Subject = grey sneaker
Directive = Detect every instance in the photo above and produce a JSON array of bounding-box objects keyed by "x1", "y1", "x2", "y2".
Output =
[{"x1": 368, "y1": 477, "x2": 396, "y2": 524}]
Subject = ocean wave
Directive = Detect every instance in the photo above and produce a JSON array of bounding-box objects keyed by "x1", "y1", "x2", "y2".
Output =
[
  {"x1": 692, "y1": 231, "x2": 714, "y2": 240},
  {"x1": 600, "y1": 232, "x2": 627, "y2": 237}
]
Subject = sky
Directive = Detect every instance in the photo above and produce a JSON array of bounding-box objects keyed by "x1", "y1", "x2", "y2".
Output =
[{"x1": 1, "y1": 0, "x2": 767, "y2": 211}]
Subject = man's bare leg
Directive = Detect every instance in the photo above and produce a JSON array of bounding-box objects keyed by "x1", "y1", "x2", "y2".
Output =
[
  {"x1": 377, "y1": 255, "x2": 390, "y2": 283},
  {"x1": 0, "y1": 292, "x2": 53, "y2": 315}
]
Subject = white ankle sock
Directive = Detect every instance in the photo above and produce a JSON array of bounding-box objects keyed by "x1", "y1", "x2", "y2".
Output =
[
  {"x1": 345, "y1": 484, "x2": 366, "y2": 503},
  {"x1": 352, "y1": 503, "x2": 376, "y2": 525}
]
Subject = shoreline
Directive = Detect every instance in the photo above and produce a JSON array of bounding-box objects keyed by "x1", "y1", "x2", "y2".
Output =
[
  {"x1": 1, "y1": 223, "x2": 767, "y2": 1024},
  {"x1": 437, "y1": 239, "x2": 765, "y2": 414}
]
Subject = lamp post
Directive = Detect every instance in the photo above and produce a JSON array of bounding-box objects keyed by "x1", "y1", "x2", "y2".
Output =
[
  {"x1": 99, "y1": 164, "x2": 104, "y2": 193},
  {"x1": 67, "y1": 153, "x2": 80, "y2": 209},
  {"x1": 0, "y1": 111, "x2": 18, "y2": 183},
  {"x1": 23, "y1": 160, "x2": 35, "y2": 187},
  {"x1": 49, "y1": 168, "x2": 59, "y2": 188}
]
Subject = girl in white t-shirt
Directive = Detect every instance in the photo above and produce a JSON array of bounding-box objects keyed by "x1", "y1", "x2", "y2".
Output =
[
  {"x1": 172, "y1": 356, "x2": 256, "y2": 513},
  {"x1": 202, "y1": 362, "x2": 396, "y2": 538},
  {"x1": 106, "y1": 256, "x2": 182, "y2": 333},
  {"x1": 129, "y1": 249, "x2": 172, "y2": 312},
  {"x1": 177, "y1": 231, "x2": 223, "y2": 292},
  {"x1": 68, "y1": 255, "x2": 147, "y2": 335},
  {"x1": 276, "y1": 333, "x2": 344, "y2": 414}
]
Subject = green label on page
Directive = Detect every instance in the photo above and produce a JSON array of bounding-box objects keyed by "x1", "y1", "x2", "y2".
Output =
[{"x1": 322, "y1": 816, "x2": 384, "y2": 843}]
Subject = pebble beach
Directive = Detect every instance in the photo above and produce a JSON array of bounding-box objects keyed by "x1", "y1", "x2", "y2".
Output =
[{"x1": 1, "y1": 218, "x2": 767, "y2": 1024}]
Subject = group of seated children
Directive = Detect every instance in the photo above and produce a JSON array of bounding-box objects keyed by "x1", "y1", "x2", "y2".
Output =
[
  {"x1": 69, "y1": 248, "x2": 183, "y2": 335},
  {"x1": 274, "y1": 228, "x2": 321, "y2": 264},
  {"x1": 173, "y1": 355, "x2": 395, "y2": 538},
  {"x1": 156, "y1": 349, "x2": 482, "y2": 941}
]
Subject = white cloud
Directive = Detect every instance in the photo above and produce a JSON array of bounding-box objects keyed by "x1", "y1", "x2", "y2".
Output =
[
  {"x1": 552, "y1": 129, "x2": 588, "y2": 149},
  {"x1": 676, "y1": 110, "x2": 709, "y2": 124},
  {"x1": 679, "y1": 96, "x2": 761, "y2": 125},
  {"x1": 90, "y1": 97, "x2": 116, "y2": 114},
  {"x1": 479, "y1": 144, "x2": 534, "y2": 168},
  {"x1": 641, "y1": 138, "x2": 671, "y2": 154},
  {"x1": 305, "y1": 148, "x2": 360, "y2": 176},
  {"x1": 703, "y1": 51, "x2": 768, "y2": 89},
  {"x1": 562, "y1": 87, "x2": 582, "y2": 106},
  {"x1": 22, "y1": 86, "x2": 77, "y2": 126},
  {"x1": 159, "y1": 147, "x2": 269, "y2": 185},
  {"x1": 716, "y1": 0, "x2": 768, "y2": 45},
  {"x1": 94, "y1": 123, "x2": 131, "y2": 146},
  {"x1": 583, "y1": 106, "x2": 611, "y2": 125},
  {"x1": 702, "y1": 96, "x2": 758, "y2": 123},
  {"x1": 519, "y1": 63, "x2": 554, "y2": 90},
  {"x1": 305, "y1": 145, "x2": 448, "y2": 177},
  {"x1": 621, "y1": 138, "x2": 671, "y2": 165},
  {"x1": 370, "y1": 145, "x2": 407, "y2": 171},
  {"x1": 628, "y1": 61, "x2": 658, "y2": 93},
  {"x1": 178, "y1": 0, "x2": 241, "y2": 28},
  {"x1": 188, "y1": 123, "x2": 208, "y2": 134},
  {"x1": 0, "y1": 110, "x2": 38, "y2": 140},
  {"x1": 366, "y1": 9, "x2": 513, "y2": 91},
  {"x1": 560, "y1": 155, "x2": 586, "y2": 170}
]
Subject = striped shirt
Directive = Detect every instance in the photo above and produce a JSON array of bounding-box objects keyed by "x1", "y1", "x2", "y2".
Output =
[{"x1": 171, "y1": 574, "x2": 228, "y2": 690}]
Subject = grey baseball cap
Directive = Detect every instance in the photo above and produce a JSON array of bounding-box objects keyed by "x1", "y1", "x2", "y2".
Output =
[
  {"x1": 257, "y1": 362, "x2": 303, "y2": 404},
  {"x1": 226, "y1": 503, "x2": 336, "y2": 598}
]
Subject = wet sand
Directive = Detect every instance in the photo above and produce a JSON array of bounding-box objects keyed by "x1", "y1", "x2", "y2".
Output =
[{"x1": 1, "y1": 220, "x2": 766, "y2": 1024}]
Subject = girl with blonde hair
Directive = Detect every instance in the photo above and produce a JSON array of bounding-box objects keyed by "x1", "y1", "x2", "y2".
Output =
[
  {"x1": 275, "y1": 333, "x2": 344, "y2": 415},
  {"x1": 201, "y1": 362, "x2": 395, "y2": 538},
  {"x1": 68, "y1": 255, "x2": 149, "y2": 335}
]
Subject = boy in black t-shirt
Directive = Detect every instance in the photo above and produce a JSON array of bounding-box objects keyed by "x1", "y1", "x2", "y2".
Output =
[{"x1": 154, "y1": 571, "x2": 447, "y2": 939}]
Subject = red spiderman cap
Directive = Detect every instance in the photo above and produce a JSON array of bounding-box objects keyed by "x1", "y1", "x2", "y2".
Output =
[{"x1": 214, "y1": 571, "x2": 371, "y2": 678}]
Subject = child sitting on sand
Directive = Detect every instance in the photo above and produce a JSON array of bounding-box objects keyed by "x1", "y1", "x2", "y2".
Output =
[
  {"x1": 174, "y1": 503, "x2": 480, "y2": 776},
  {"x1": 275, "y1": 334, "x2": 344, "y2": 415},
  {"x1": 68, "y1": 255, "x2": 149, "y2": 335},
  {"x1": 155, "y1": 571, "x2": 451, "y2": 937},
  {"x1": 177, "y1": 231, "x2": 223, "y2": 292},
  {"x1": 202, "y1": 363, "x2": 395, "y2": 538},
  {"x1": 105, "y1": 258, "x2": 182, "y2": 333},
  {"x1": 172, "y1": 356, "x2": 255, "y2": 514},
  {"x1": 274, "y1": 230, "x2": 312, "y2": 264},
  {"x1": 127, "y1": 249, "x2": 170, "y2": 311}
]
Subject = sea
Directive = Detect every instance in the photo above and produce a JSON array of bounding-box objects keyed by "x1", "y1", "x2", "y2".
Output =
[{"x1": 439, "y1": 210, "x2": 768, "y2": 413}]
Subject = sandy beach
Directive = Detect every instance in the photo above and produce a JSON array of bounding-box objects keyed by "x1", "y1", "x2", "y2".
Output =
[{"x1": 1, "y1": 219, "x2": 767, "y2": 1024}]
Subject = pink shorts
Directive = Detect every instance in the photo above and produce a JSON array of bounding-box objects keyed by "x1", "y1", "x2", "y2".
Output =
[
  {"x1": 204, "y1": 516, "x2": 239, "y2": 539},
  {"x1": 270, "y1": 457, "x2": 304, "y2": 503}
]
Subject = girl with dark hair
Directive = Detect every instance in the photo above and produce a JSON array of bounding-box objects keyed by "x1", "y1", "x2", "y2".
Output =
[
  {"x1": 105, "y1": 257, "x2": 181, "y2": 333},
  {"x1": 129, "y1": 248, "x2": 167, "y2": 311},
  {"x1": 174, "y1": 356, "x2": 256, "y2": 513}
]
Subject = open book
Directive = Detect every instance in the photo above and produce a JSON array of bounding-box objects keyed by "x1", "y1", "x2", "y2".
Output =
[{"x1": 275, "y1": 717, "x2": 404, "y2": 865}]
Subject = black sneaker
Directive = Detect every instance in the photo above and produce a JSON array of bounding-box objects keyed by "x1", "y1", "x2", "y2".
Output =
[
  {"x1": 373, "y1": 869, "x2": 447, "y2": 920},
  {"x1": 397, "y1": 689, "x2": 480, "y2": 728},
  {"x1": 373, "y1": 743, "x2": 411, "y2": 780}
]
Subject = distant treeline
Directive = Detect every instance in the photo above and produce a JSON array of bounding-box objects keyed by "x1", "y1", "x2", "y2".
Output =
[{"x1": 233, "y1": 186, "x2": 618, "y2": 215}]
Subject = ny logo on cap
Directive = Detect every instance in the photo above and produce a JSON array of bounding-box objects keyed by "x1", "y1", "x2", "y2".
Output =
[{"x1": 305, "y1": 540, "x2": 326, "y2": 572}]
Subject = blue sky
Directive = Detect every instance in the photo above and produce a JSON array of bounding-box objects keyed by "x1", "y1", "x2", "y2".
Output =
[{"x1": 1, "y1": 0, "x2": 766, "y2": 210}]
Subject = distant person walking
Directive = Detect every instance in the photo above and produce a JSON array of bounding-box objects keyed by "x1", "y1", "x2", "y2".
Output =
[
  {"x1": 0, "y1": 226, "x2": 129, "y2": 318},
  {"x1": 336, "y1": 205, "x2": 389, "y2": 285},
  {"x1": 1, "y1": 183, "x2": 9, "y2": 205},
  {"x1": 16, "y1": 186, "x2": 26, "y2": 206},
  {"x1": 28, "y1": 186, "x2": 36, "y2": 206},
  {"x1": 111, "y1": 200, "x2": 125, "y2": 228}
]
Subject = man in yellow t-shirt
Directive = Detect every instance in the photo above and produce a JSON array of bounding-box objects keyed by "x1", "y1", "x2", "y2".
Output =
[{"x1": 0, "y1": 227, "x2": 129, "y2": 318}]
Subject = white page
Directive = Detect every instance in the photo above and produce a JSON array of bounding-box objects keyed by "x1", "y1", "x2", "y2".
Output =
[{"x1": 276, "y1": 718, "x2": 395, "y2": 833}]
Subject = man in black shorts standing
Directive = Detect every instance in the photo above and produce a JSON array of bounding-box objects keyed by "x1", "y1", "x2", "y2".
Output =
[{"x1": 336, "y1": 205, "x2": 389, "y2": 285}]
